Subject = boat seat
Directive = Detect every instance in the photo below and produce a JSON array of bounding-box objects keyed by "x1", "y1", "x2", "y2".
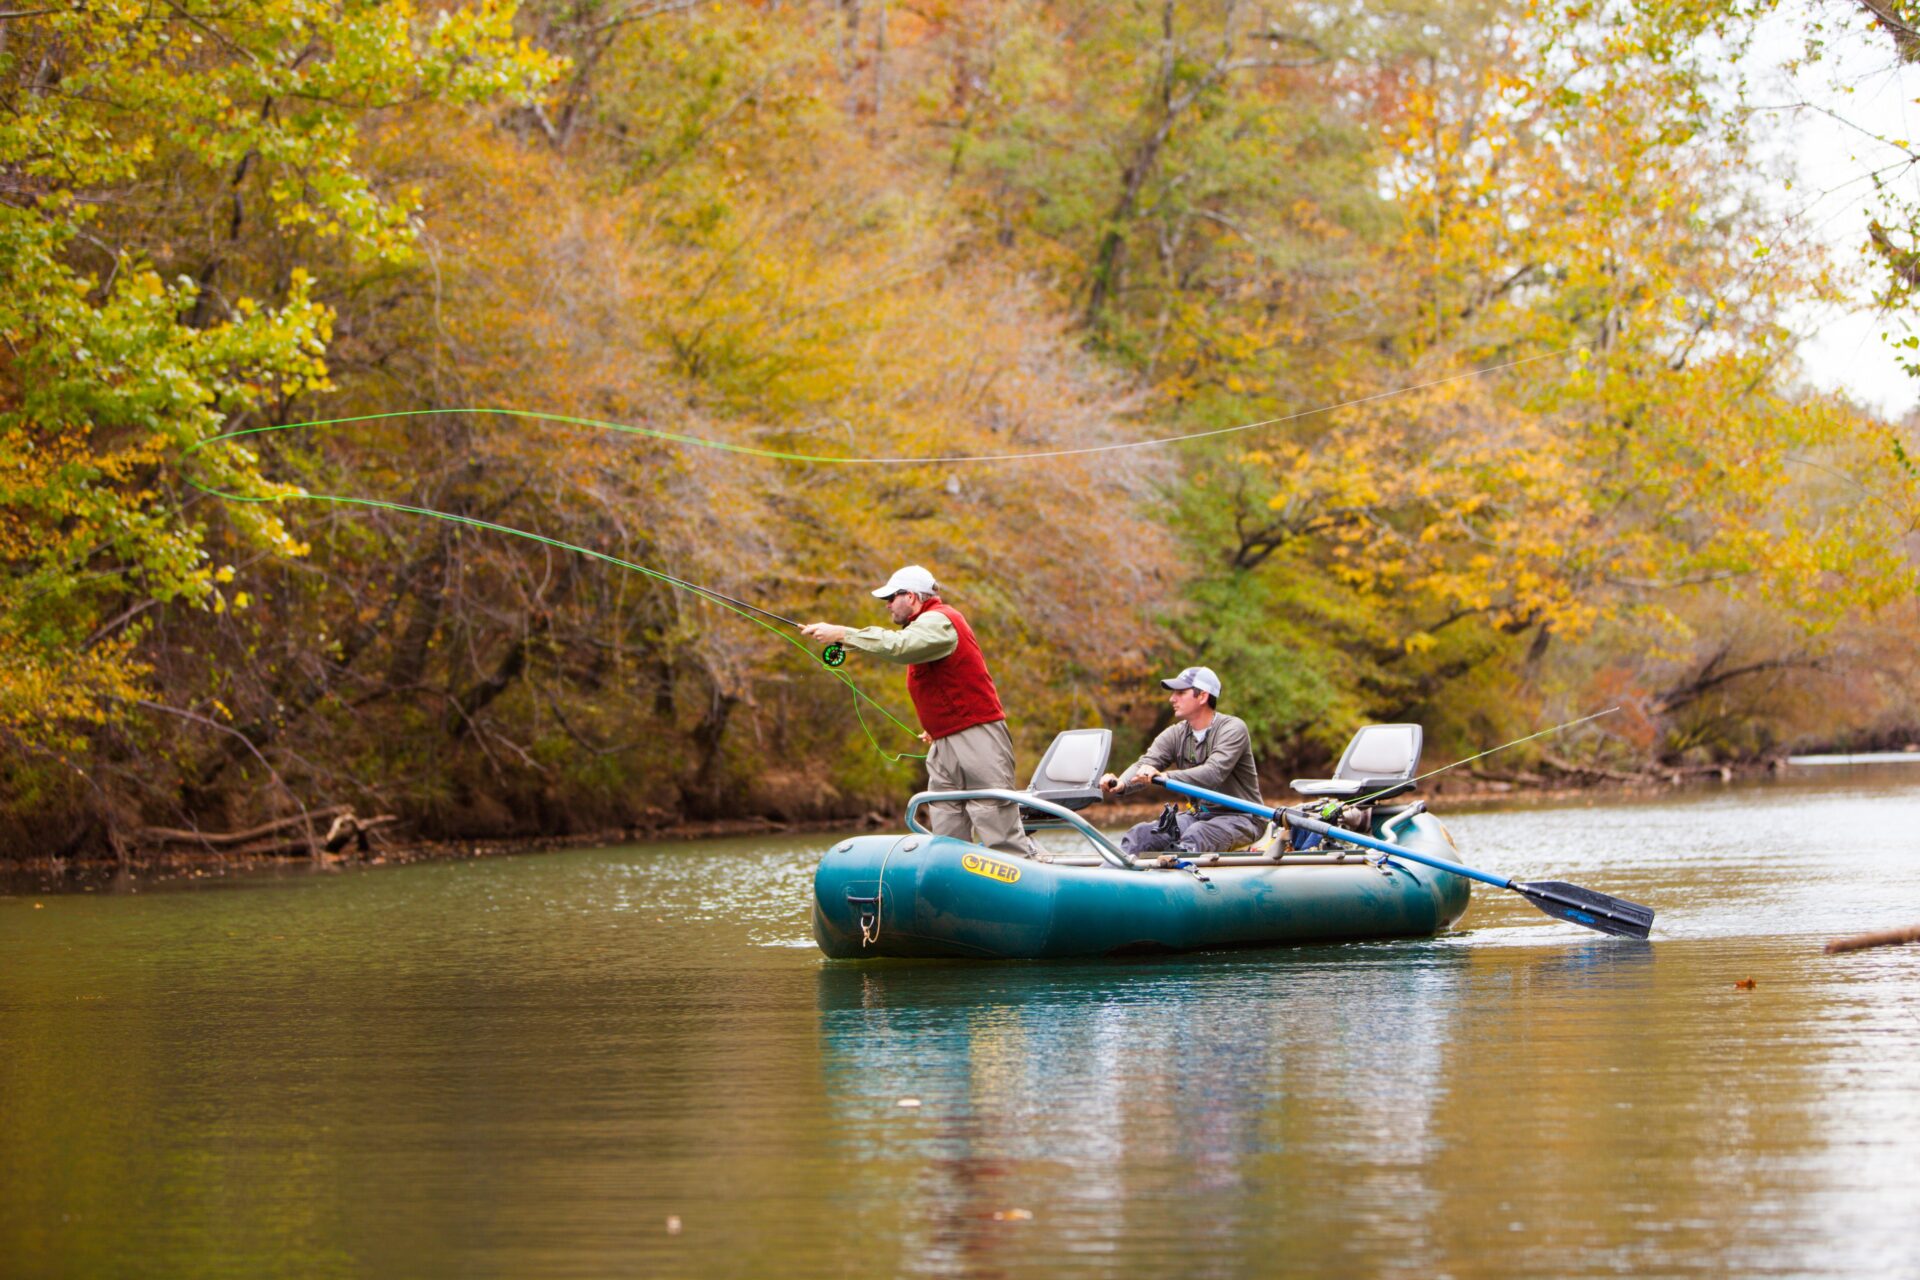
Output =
[
  {"x1": 1018, "y1": 728, "x2": 1112, "y2": 826},
  {"x1": 1289, "y1": 722, "x2": 1423, "y2": 802}
]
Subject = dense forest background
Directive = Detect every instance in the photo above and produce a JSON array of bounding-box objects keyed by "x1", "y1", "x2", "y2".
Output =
[{"x1": 4, "y1": 0, "x2": 1919, "y2": 859}]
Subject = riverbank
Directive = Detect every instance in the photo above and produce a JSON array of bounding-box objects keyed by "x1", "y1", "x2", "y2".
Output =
[
  {"x1": 4, "y1": 751, "x2": 1848, "y2": 887},
  {"x1": 1, "y1": 810, "x2": 881, "y2": 890}
]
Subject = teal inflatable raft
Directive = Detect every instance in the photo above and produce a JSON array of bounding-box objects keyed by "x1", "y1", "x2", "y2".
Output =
[{"x1": 813, "y1": 724, "x2": 1475, "y2": 960}]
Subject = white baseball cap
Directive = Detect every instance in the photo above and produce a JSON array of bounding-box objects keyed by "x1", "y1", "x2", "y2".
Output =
[
  {"x1": 871, "y1": 564, "x2": 939, "y2": 598},
  {"x1": 1160, "y1": 666, "x2": 1222, "y2": 697}
]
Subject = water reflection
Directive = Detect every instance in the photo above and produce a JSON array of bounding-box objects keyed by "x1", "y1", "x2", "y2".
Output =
[
  {"x1": 5, "y1": 775, "x2": 1919, "y2": 1277},
  {"x1": 808, "y1": 924, "x2": 1920, "y2": 1280},
  {"x1": 815, "y1": 949, "x2": 1485, "y2": 1275}
]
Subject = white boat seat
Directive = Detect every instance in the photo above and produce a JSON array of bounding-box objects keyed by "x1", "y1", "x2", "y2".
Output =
[
  {"x1": 1289, "y1": 723, "x2": 1423, "y2": 802},
  {"x1": 1019, "y1": 728, "x2": 1112, "y2": 825}
]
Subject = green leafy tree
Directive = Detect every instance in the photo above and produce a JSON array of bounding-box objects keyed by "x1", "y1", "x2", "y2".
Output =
[{"x1": 0, "y1": 1, "x2": 560, "y2": 756}]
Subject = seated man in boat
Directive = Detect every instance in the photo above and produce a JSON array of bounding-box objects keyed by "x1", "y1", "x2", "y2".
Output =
[
  {"x1": 801, "y1": 565, "x2": 1037, "y2": 858},
  {"x1": 1099, "y1": 666, "x2": 1265, "y2": 856}
]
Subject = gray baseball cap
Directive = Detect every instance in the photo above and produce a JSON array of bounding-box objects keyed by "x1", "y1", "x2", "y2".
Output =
[{"x1": 1160, "y1": 666, "x2": 1221, "y2": 697}]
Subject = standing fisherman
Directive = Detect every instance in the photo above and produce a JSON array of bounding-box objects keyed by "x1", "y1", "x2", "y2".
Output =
[{"x1": 802, "y1": 566, "x2": 1036, "y2": 858}]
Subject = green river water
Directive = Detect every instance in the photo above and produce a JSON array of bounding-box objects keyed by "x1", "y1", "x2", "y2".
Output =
[{"x1": 4, "y1": 769, "x2": 1918, "y2": 1278}]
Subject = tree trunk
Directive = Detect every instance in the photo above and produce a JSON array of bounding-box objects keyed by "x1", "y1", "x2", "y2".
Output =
[
  {"x1": 685, "y1": 682, "x2": 740, "y2": 819},
  {"x1": 446, "y1": 635, "x2": 533, "y2": 739}
]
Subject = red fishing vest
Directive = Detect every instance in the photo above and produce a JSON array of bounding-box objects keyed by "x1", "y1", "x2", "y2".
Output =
[{"x1": 904, "y1": 598, "x2": 1007, "y2": 741}]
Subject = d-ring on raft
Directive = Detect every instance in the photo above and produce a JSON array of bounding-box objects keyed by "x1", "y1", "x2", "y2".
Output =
[{"x1": 811, "y1": 723, "x2": 1636, "y2": 960}]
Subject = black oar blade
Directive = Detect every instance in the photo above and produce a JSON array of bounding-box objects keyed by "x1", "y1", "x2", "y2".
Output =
[{"x1": 1513, "y1": 880, "x2": 1655, "y2": 939}]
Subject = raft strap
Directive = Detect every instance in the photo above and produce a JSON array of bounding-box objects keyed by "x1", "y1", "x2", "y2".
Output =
[
  {"x1": 846, "y1": 893, "x2": 882, "y2": 947},
  {"x1": 855, "y1": 834, "x2": 917, "y2": 948}
]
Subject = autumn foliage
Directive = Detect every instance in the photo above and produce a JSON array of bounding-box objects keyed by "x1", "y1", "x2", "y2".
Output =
[{"x1": 3, "y1": 0, "x2": 1916, "y2": 857}]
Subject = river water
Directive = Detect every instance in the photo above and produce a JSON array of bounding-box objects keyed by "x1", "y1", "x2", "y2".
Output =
[{"x1": 4, "y1": 769, "x2": 1918, "y2": 1278}]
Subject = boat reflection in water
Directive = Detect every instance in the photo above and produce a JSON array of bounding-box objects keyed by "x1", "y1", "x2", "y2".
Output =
[{"x1": 811, "y1": 941, "x2": 1551, "y2": 1275}]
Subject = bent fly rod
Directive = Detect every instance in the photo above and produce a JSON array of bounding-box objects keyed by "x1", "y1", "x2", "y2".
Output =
[{"x1": 633, "y1": 570, "x2": 847, "y2": 668}]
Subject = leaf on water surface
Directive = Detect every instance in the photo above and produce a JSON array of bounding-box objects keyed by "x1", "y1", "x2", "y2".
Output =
[{"x1": 1734, "y1": 977, "x2": 1757, "y2": 990}]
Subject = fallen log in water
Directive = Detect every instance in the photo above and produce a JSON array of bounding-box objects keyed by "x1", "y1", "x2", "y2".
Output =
[
  {"x1": 318, "y1": 811, "x2": 399, "y2": 854},
  {"x1": 1825, "y1": 924, "x2": 1920, "y2": 954},
  {"x1": 1539, "y1": 752, "x2": 1646, "y2": 784},
  {"x1": 139, "y1": 807, "x2": 397, "y2": 858},
  {"x1": 141, "y1": 807, "x2": 348, "y2": 850}
]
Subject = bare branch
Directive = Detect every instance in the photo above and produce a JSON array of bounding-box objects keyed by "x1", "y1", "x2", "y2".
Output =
[
  {"x1": 1868, "y1": 218, "x2": 1920, "y2": 288},
  {"x1": 588, "y1": 0, "x2": 713, "y2": 36},
  {"x1": 1855, "y1": 0, "x2": 1920, "y2": 62},
  {"x1": 134, "y1": 698, "x2": 319, "y2": 853}
]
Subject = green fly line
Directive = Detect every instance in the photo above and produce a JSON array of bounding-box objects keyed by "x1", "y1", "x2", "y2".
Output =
[
  {"x1": 179, "y1": 437, "x2": 929, "y2": 764},
  {"x1": 178, "y1": 348, "x2": 1571, "y2": 764},
  {"x1": 186, "y1": 347, "x2": 1570, "y2": 470}
]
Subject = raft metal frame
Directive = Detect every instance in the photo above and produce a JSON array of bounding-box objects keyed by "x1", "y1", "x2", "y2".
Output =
[
  {"x1": 901, "y1": 792, "x2": 1437, "y2": 876},
  {"x1": 905, "y1": 788, "x2": 1138, "y2": 870}
]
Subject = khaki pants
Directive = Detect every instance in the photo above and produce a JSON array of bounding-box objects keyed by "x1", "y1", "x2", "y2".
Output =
[{"x1": 925, "y1": 719, "x2": 1036, "y2": 857}]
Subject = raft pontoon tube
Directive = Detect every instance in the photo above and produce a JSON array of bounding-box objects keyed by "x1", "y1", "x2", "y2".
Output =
[{"x1": 812, "y1": 724, "x2": 1472, "y2": 959}]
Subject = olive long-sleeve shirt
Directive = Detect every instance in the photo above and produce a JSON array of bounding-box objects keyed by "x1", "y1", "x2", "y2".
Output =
[
  {"x1": 839, "y1": 610, "x2": 958, "y2": 665},
  {"x1": 1119, "y1": 713, "x2": 1264, "y2": 812}
]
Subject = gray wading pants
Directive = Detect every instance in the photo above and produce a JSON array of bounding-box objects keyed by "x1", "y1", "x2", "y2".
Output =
[
  {"x1": 1120, "y1": 808, "x2": 1262, "y2": 856},
  {"x1": 925, "y1": 719, "x2": 1037, "y2": 858}
]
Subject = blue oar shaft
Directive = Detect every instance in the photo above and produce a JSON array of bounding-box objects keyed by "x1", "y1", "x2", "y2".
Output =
[{"x1": 1158, "y1": 778, "x2": 1513, "y2": 890}]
